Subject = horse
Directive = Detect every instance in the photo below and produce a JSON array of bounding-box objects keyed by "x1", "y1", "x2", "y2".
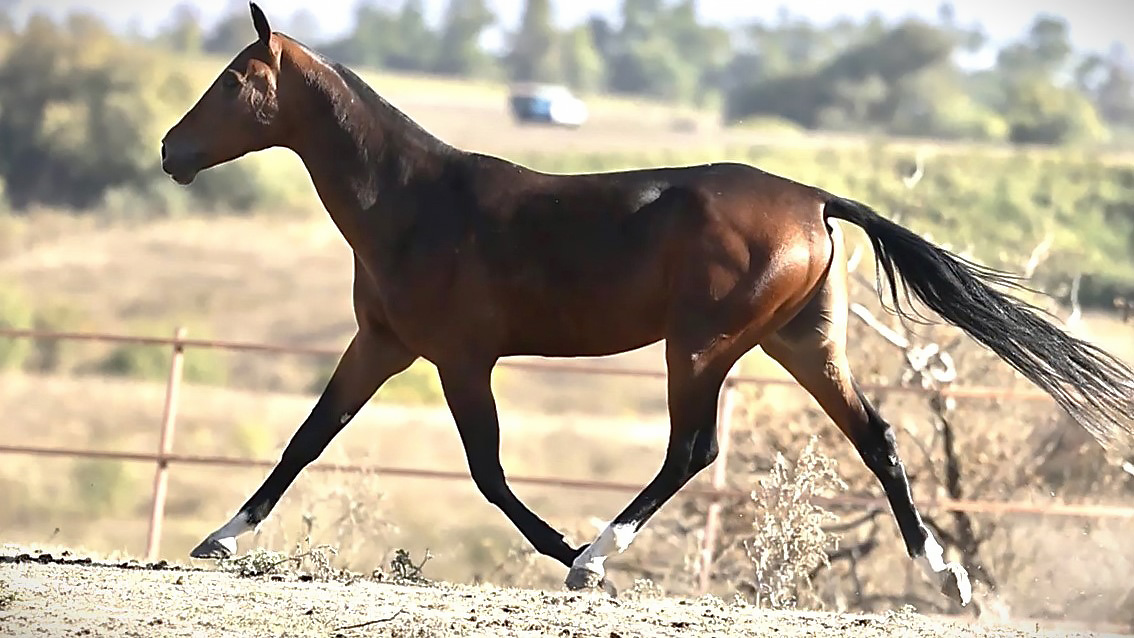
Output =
[{"x1": 161, "y1": 3, "x2": 1134, "y2": 607}]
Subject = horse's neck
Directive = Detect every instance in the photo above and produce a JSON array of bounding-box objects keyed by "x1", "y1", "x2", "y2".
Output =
[{"x1": 283, "y1": 53, "x2": 453, "y2": 240}]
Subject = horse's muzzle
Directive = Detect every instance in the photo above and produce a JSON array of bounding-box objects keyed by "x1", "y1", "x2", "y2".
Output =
[{"x1": 160, "y1": 140, "x2": 203, "y2": 185}]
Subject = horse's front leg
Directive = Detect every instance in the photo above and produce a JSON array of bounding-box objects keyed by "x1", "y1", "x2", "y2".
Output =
[
  {"x1": 436, "y1": 358, "x2": 585, "y2": 566},
  {"x1": 189, "y1": 326, "x2": 417, "y2": 558}
]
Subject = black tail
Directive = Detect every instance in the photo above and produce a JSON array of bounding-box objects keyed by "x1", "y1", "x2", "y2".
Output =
[{"x1": 825, "y1": 195, "x2": 1134, "y2": 456}]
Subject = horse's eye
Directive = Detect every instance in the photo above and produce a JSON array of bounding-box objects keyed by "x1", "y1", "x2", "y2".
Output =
[{"x1": 222, "y1": 72, "x2": 241, "y2": 91}]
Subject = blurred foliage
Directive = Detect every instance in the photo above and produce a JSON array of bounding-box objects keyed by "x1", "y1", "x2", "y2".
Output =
[
  {"x1": 0, "y1": 282, "x2": 32, "y2": 370},
  {"x1": 0, "y1": 11, "x2": 316, "y2": 214},
  {"x1": 94, "y1": 322, "x2": 230, "y2": 386},
  {"x1": 26, "y1": 302, "x2": 86, "y2": 373},
  {"x1": 433, "y1": 0, "x2": 497, "y2": 78},
  {"x1": 71, "y1": 459, "x2": 133, "y2": 515},
  {"x1": 1, "y1": 1, "x2": 1131, "y2": 148},
  {"x1": 0, "y1": 14, "x2": 191, "y2": 210},
  {"x1": 320, "y1": 0, "x2": 438, "y2": 73}
]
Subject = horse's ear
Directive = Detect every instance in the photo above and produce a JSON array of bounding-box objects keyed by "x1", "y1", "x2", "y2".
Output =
[{"x1": 250, "y1": 2, "x2": 271, "y2": 46}]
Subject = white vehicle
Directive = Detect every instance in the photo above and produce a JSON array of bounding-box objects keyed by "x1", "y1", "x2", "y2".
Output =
[{"x1": 508, "y1": 83, "x2": 588, "y2": 128}]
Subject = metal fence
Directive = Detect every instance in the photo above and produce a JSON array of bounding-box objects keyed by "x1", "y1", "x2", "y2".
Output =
[{"x1": 3, "y1": 326, "x2": 1133, "y2": 595}]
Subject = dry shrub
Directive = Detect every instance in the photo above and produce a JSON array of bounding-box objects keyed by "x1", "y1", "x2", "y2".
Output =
[
  {"x1": 248, "y1": 455, "x2": 396, "y2": 574},
  {"x1": 622, "y1": 435, "x2": 847, "y2": 610},
  {"x1": 478, "y1": 541, "x2": 544, "y2": 589},
  {"x1": 217, "y1": 539, "x2": 342, "y2": 580},
  {"x1": 376, "y1": 548, "x2": 435, "y2": 585},
  {"x1": 730, "y1": 437, "x2": 847, "y2": 609}
]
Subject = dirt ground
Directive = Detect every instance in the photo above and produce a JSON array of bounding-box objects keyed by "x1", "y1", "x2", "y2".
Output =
[{"x1": 0, "y1": 547, "x2": 1126, "y2": 638}]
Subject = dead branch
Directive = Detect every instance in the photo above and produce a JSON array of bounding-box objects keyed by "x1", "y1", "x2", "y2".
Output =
[
  {"x1": 333, "y1": 609, "x2": 404, "y2": 632},
  {"x1": 850, "y1": 303, "x2": 909, "y2": 349},
  {"x1": 1022, "y1": 231, "x2": 1054, "y2": 280}
]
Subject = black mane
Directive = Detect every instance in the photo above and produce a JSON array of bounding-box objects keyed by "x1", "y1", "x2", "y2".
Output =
[{"x1": 280, "y1": 33, "x2": 451, "y2": 153}]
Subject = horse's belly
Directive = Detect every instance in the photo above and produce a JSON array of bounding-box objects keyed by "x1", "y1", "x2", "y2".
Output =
[{"x1": 501, "y1": 298, "x2": 668, "y2": 357}]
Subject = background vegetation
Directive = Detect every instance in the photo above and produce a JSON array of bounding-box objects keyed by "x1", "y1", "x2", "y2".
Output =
[{"x1": 1, "y1": 0, "x2": 1133, "y2": 631}]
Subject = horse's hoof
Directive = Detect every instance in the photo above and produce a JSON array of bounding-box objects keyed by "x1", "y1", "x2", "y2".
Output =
[
  {"x1": 189, "y1": 536, "x2": 235, "y2": 559},
  {"x1": 940, "y1": 563, "x2": 972, "y2": 607},
  {"x1": 564, "y1": 566, "x2": 603, "y2": 591}
]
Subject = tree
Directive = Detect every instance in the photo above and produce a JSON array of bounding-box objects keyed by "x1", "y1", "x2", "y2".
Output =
[
  {"x1": 665, "y1": 0, "x2": 731, "y2": 104},
  {"x1": 1001, "y1": 76, "x2": 1107, "y2": 145},
  {"x1": 157, "y1": 3, "x2": 204, "y2": 53},
  {"x1": 560, "y1": 25, "x2": 605, "y2": 94},
  {"x1": 433, "y1": 0, "x2": 495, "y2": 77},
  {"x1": 989, "y1": 15, "x2": 1107, "y2": 145},
  {"x1": 996, "y1": 15, "x2": 1072, "y2": 81},
  {"x1": 506, "y1": 0, "x2": 560, "y2": 84},
  {"x1": 0, "y1": 15, "x2": 196, "y2": 209},
  {"x1": 388, "y1": 0, "x2": 436, "y2": 71},
  {"x1": 320, "y1": 0, "x2": 436, "y2": 72},
  {"x1": 726, "y1": 19, "x2": 960, "y2": 130},
  {"x1": 284, "y1": 9, "x2": 322, "y2": 46},
  {"x1": 600, "y1": 0, "x2": 724, "y2": 103},
  {"x1": 204, "y1": 9, "x2": 256, "y2": 54},
  {"x1": 1076, "y1": 46, "x2": 1134, "y2": 128}
]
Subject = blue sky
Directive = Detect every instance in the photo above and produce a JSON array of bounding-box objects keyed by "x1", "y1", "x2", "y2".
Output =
[{"x1": 7, "y1": 0, "x2": 1131, "y2": 68}]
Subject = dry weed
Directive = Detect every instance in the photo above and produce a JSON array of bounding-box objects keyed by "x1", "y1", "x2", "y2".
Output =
[
  {"x1": 374, "y1": 548, "x2": 434, "y2": 586},
  {"x1": 730, "y1": 436, "x2": 847, "y2": 609},
  {"x1": 217, "y1": 547, "x2": 294, "y2": 578},
  {"x1": 249, "y1": 458, "x2": 396, "y2": 575},
  {"x1": 217, "y1": 539, "x2": 344, "y2": 581}
]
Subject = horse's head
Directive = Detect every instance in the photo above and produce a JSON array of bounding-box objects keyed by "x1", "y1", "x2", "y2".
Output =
[{"x1": 161, "y1": 2, "x2": 287, "y2": 185}]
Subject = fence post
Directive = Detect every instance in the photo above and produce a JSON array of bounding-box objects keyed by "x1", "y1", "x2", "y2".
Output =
[
  {"x1": 697, "y1": 374, "x2": 738, "y2": 594},
  {"x1": 145, "y1": 326, "x2": 186, "y2": 561}
]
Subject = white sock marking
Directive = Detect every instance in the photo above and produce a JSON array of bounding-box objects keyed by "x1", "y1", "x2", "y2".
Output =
[
  {"x1": 915, "y1": 528, "x2": 972, "y2": 606},
  {"x1": 570, "y1": 522, "x2": 638, "y2": 577},
  {"x1": 204, "y1": 510, "x2": 256, "y2": 553}
]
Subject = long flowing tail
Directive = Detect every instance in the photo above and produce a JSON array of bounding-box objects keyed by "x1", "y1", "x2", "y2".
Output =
[{"x1": 824, "y1": 195, "x2": 1134, "y2": 455}]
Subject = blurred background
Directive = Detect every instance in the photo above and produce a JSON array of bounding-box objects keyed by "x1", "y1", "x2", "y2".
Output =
[{"x1": 1, "y1": 0, "x2": 1134, "y2": 629}]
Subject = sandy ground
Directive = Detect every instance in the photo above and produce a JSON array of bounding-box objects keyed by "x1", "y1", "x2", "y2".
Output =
[{"x1": 0, "y1": 547, "x2": 1127, "y2": 638}]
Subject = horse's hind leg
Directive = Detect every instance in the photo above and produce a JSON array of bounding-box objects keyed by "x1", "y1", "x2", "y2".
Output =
[
  {"x1": 566, "y1": 335, "x2": 739, "y2": 590},
  {"x1": 761, "y1": 226, "x2": 972, "y2": 607},
  {"x1": 565, "y1": 241, "x2": 816, "y2": 589}
]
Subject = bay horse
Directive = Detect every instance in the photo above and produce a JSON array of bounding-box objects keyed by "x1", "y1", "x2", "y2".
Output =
[{"x1": 161, "y1": 3, "x2": 1134, "y2": 607}]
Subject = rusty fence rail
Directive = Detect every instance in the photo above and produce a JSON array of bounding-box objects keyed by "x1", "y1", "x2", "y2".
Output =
[{"x1": 1, "y1": 326, "x2": 1127, "y2": 595}]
